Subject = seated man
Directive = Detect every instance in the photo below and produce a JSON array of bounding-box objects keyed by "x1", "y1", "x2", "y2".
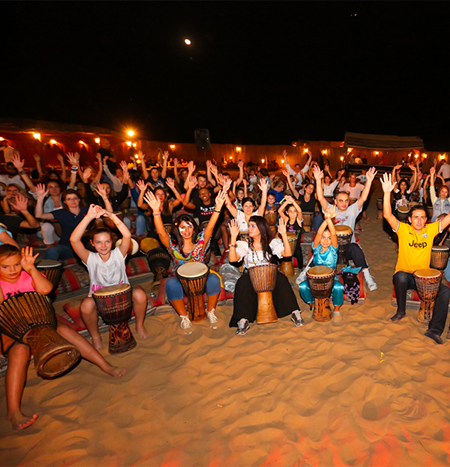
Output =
[
  {"x1": 381, "y1": 173, "x2": 450, "y2": 343},
  {"x1": 313, "y1": 166, "x2": 378, "y2": 291}
]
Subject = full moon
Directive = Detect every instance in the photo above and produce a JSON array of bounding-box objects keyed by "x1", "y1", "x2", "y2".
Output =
[{"x1": 184, "y1": 39, "x2": 191, "y2": 45}]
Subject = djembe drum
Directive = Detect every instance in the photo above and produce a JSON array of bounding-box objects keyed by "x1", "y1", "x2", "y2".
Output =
[
  {"x1": 93, "y1": 284, "x2": 136, "y2": 353},
  {"x1": 397, "y1": 206, "x2": 410, "y2": 223},
  {"x1": 431, "y1": 246, "x2": 450, "y2": 270},
  {"x1": 238, "y1": 232, "x2": 249, "y2": 243},
  {"x1": 279, "y1": 232, "x2": 297, "y2": 276},
  {"x1": 265, "y1": 210, "x2": 278, "y2": 234},
  {"x1": 176, "y1": 262, "x2": 210, "y2": 322},
  {"x1": 0, "y1": 292, "x2": 81, "y2": 378},
  {"x1": 35, "y1": 260, "x2": 64, "y2": 295},
  {"x1": 147, "y1": 247, "x2": 171, "y2": 282},
  {"x1": 164, "y1": 224, "x2": 173, "y2": 234},
  {"x1": 248, "y1": 263, "x2": 278, "y2": 324},
  {"x1": 115, "y1": 238, "x2": 139, "y2": 256},
  {"x1": 414, "y1": 268, "x2": 443, "y2": 324},
  {"x1": 307, "y1": 266, "x2": 335, "y2": 322},
  {"x1": 335, "y1": 225, "x2": 353, "y2": 266},
  {"x1": 376, "y1": 198, "x2": 383, "y2": 219},
  {"x1": 302, "y1": 212, "x2": 314, "y2": 232}
]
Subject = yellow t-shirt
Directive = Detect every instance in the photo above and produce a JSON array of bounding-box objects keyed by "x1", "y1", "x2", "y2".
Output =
[{"x1": 395, "y1": 221, "x2": 440, "y2": 273}]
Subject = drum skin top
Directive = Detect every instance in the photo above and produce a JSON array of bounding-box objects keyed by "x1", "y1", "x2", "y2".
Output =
[
  {"x1": 335, "y1": 225, "x2": 353, "y2": 235},
  {"x1": 287, "y1": 232, "x2": 297, "y2": 239},
  {"x1": 414, "y1": 268, "x2": 441, "y2": 278},
  {"x1": 398, "y1": 206, "x2": 410, "y2": 213},
  {"x1": 35, "y1": 260, "x2": 63, "y2": 268},
  {"x1": 302, "y1": 212, "x2": 314, "y2": 216},
  {"x1": 116, "y1": 238, "x2": 139, "y2": 255},
  {"x1": 432, "y1": 246, "x2": 450, "y2": 252},
  {"x1": 93, "y1": 283, "x2": 132, "y2": 296},
  {"x1": 177, "y1": 262, "x2": 209, "y2": 278},
  {"x1": 308, "y1": 266, "x2": 334, "y2": 277}
]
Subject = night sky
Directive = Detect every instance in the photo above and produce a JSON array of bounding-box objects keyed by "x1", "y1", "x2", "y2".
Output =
[{"x1": 3, "y1": 2, "x2": 450, "y2": 149}]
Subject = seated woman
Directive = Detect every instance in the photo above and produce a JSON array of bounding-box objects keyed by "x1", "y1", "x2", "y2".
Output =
[
  {"x1": 228, "y1": 216, "x2": 303, "y2": 335},
  {"x1": 298, "y1": 207, "x2": 344, "y2": 322},
  {"x1": 144, "y1": 185, "x2": 228, "y2": 334},
  {"x1": 278, "y1": 195, "x2": 304, "y2": 270},
  {"x1": 70, "y1": 205, "x2": 149, "y2": 349},
  {"x1": 0, "y1": 245, "x2": 125, "y2": 431},
  {"x1": 429, "y1": 167, "x2": 450, "y2": 222}
]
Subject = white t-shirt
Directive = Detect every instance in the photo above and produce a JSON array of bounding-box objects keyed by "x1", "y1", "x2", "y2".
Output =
[
  {"x1": 236, "y1": 209, "x2": 259, "y2": 233},
  {"x1": 439, "y1": 163, "x2": 450, "y2": 180},
  {"x1": 0, "y1": 146, "x2": 15, "y2": 163},
  {"x1": 84, "y1": 248, "x2": 129, "y2": 296},
  {"x1": 327, "y1": 201, "x2": 361, "y2": 243},
  {"x1": 235, "y1": 238, "x2": 284, "y2": 269},
  {"x1": 340, "y1": 183, "x2": 365, "y2": 199},
  {"x1": 0, "y1": 175, "x2": 26, "y2": 195},
  {"x1": 323, "y1": 180, "x2": 339, "y2": 197}
]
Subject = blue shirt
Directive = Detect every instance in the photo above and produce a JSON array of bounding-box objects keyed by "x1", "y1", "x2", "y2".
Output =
[{"x1": 312, "y1": 244, "x2": 338, "y2": 269}]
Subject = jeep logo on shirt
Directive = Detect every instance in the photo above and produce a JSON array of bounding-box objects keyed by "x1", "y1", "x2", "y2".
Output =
[{"x1": 409, "y1": 240, "x2": 427, "y2": 249}]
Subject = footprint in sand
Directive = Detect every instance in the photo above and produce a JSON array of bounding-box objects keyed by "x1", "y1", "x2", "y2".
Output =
[{"x1": 391, "y1": 394, "x2": 427, "y2": 421}]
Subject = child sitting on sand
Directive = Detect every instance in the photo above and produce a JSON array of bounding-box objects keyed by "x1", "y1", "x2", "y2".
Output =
[
  {"x1": 0, "y1": 245, "x2": 126, "y2": 431},
  {"x1": 70, "y1": 205, "x2": 148, "y2": 349},
  {"x1": 297, "y1": 207, "x2": 344, "y2": 321}
]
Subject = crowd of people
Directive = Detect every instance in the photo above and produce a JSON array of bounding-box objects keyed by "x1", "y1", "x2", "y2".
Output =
[{"x1": 2, "y1": 139, "x2": 450, "y2": 431}]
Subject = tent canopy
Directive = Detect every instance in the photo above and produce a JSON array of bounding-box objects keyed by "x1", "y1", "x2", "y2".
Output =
[{"x1": 344, "y1": 132, "x2": 424, "y2": 151}]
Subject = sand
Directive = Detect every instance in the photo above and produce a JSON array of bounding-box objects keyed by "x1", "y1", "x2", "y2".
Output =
[{"x1": 2, "y1": 185, "x2": 450, "y2": 466}]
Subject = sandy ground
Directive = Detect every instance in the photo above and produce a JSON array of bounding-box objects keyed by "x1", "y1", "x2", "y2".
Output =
[{"x1": 2, "y1": 184, "x2": 450, "y2": 466}]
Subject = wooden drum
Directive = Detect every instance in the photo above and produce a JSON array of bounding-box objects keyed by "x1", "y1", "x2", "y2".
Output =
[
  {"x1": 376, "y1": 198, "x2": 383, "y2": 219},
  {"x1": 397, "y1": 206, "x2": 410, "y2": 223},
  {"x1": 0, "y1": 292, "x2": 81, "y2": 378},
  {"x1": 265, "y1": 210, "x2": 278, "y2": 234},
  {"x1": 414, "y1": 268, "x2": 443, "y2": 324},
  {"x1": 176, "y1": 262, "x2": 210, "y2": 322},
  {"x1": 431, "y1": 246, "x2": 450, "y2": 271},
  {"x1": 335, "y1": 225, "x2": 353, "y2": 266},
  {"x1": 35, "y1": 260, "x2": 64, "y2": 295},
  {"x1": 93, "y1": 284, "x2": 136, "y2": 354},
  {"x1": 302, "y1": 212, "x2": 314, "y2": 232},
  {"x1": 147, "y1": 247, "x2": 171, "y2": 282},
  {"x1": 279, "y1": 232, "x2": 297, "y2": 277},
  {"x1": 307, "y1": 266, "x2": 335, "y2": 322},
  {"x1": 248, "y1": 263, "x2": 278, "y2": 324}
]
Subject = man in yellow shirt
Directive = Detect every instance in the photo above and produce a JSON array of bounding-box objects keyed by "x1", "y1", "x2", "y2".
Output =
[{"x1": 382, "y1": 173, "x2": 450, "y2": 344}]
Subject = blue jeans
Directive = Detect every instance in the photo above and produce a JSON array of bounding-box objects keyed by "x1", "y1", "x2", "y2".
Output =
[
  {"x1": 136, "y1": 215, "x2": 147, "y2": 236},
  {"x1": 299, "y1": 277, "x2": 344, "y2": 307},
  {"x1": 166, "y1": 273, "x2": 221, "y2": 301},
  {"x1": 44, "y1": 244, "x2": 75, "y2": 261}
]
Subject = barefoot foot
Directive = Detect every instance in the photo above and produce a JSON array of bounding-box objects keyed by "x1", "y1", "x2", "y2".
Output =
[
  {"x1": 333, "y1": 311, "x2": 342, "y2": 323},
  {"x1": 7, "y1": 411, "x2": 38, "y2": 430},
  {"x1": 136, "y1": 325, "x2": 149, "y2": 340},
  {"x1": 105, "y1": 365, "x2": 127, "y2": 378},
  {"x1": 91, "y1": 336, "x2": 103, "y2": 350}
]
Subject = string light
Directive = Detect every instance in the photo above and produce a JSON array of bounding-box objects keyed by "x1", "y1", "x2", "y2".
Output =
[
  {"x1": 340, "y1": 156, "x2": 344, "y2": 161},
  {"x1": 126, "y1": 141, "x2": 132, "y2": 147},
  {"x1": 33, "y1": 133, "x2": 41, "y2": 140},
  {"x1": 95, "y1": 138, "x2": 100, "y2": 144},
  {"x1": 170, "y1": 145, "x2": 176, "y2": 150},
  {"x1": 127, "y1": 130, "x2": 135, "y2": 137},
  {"x1": 132, "y1": 142, "x2": 137, "y2": 148},
  {"x1": 236, "y1": 146, "x2": 242, "y2": 152},
  {"x1": 78, "y1": 140, "x2": 86, "y2": 146},
  {"x1": 281, "y1": 159, "x2": 285, "y2": 163},
  {"x1": 50, "y1": 139, "x2": 57, "y2": 145},
  {"x1": 261, "y1": 159, "x2": 265, "y2": 163}
]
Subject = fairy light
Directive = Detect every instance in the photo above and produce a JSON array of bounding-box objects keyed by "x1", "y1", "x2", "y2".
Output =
[
  {"x1": 126, "y1": 141, "x2": 132, "y2": 147},
  {"x1": 50, "y1": 139, "x2": 57, "y2": 145},
  {"x1": 170, "y1": 144, "x2": 176, "y2": 150},
  {"x1": 281, "y1": 159, "x2": 285, "y2": 163},
  {"x1": 33, "y1": 133, "x2": 41, "y2": 140},
  {"x1": 127, "y1": 130, "x2": 135, "y2": 137},
  {"x1": 236, "y1": 146, "x2": 242, "y2": 152},
  {"x1": 132, "y1": 142, "x2": 137, "y2": 148},
  {"x1": 340, "y1": 156, "x2": 344, "y2": 161},
  {"x1": 78, "y1": 140, "x2": 86, "y2": 146},
  {"x1": 261, "y1": 159, "x2": 265, "y2": 163},
  {"x1": 95, "y1": 138, "x2": 100, "y2": 144}
]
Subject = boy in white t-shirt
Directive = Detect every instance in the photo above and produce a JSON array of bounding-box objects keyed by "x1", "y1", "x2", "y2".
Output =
[{"x1": 70, "y1": 204, "x2": 148, "y2": 349}]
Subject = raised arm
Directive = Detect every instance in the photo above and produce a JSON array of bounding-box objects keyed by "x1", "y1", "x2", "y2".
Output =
[
  {"x1": 102, "y1": 211, "x2": 131, "y2": 257},
  {"x1": 324, "y1": 206, "x2": 338, "y2": 248},
  {"x1": 282, "y1": 169, "x2": 299, "y2": 198},
  {"x1": 408, "y1": 164, "x2": 418, "y2": 192},
  {"x1": 256, "y1": 178, "x2": 269, "y2": 216},
  {"x1": 381, "y1": 173, "x2": 399, "y2": 231},
  {"x1": 182, "y1": 177, "x2": 197, "y2": 210},
  {"x1": 202, "y1": 189, "x2": 227, "y2": 253},
  {"x1": 429, "y1": 167, "x2": 437, "y2": 205},
  {"x1": 225, "y1": 191, "x2": 238, "y2": 218},
  {"x1": 95, "y1": 184, "x2": 113, "y2": 213},
  {"x1": 57, "y1": 153, "x2": 67, "y2": 183},
  {"x1": 10, "y1": 195, "x2": 40, "y2": 229},
  {"x1": 70, "y1": 204, "x2": 102, "y2": 263},
  {"x1": 207, "y1": 162, "x2": 218, "y2": 187},
  {"x1": 358, "y1": 167, "x2": 377, "y2": 210},
  {"x1": 67, "y1": 152, "x2": 79, "y2": 190},
  {"x1": 140, "y1": 152, "x2": 150, "y2": 180},
  {"x1": 34, "y1": 184, "x2": 54, "y2": 220},
  {"x1": 312, "y1": 166, "x2": 329, "y2": 212},
  {"x1": 165, "y1": 177, "x2": 182, "y2": 209},
  {"x1": 184, "y1": 160, "x2": 197, "y2": 191},
  {"x1": 144, "y1": 190, "x2": 170, "y2": 249},
  {"x1": 228, "y1": 219, "x2": 242, "y2": 263},
  {"x1": 33, "y1": 154, "x2": 44, "y2": 178},
  {"x1": 136, "y1": 180, "x2": 150, "y2": 211},
  {"x1": 277, "y1": 217, "x2": 291, "y2": 257},
  {"x1": 234, "y1": 161, "x2": 244, "y2": 187},
  {"x1": 173, "y1": 158, "x2": 180, "y2": 185},
  {"x1": 160, "y1": 151, "x2": 168, "y2": 179},
  {"x1": 21, "y1": 247, "x2": 53, "y2": 295},
  {"x1": 11, "y1": 154, "x2": 36, "y2": 192}
]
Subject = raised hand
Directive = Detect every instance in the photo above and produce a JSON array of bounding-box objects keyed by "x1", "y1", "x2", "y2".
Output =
[
  {"x1": 408, "y1": 163, "x2": 417, "y2": 171},
  {"x1": 242, "y1": 178, "x2": 249, "y2": 186},
  {"x1": 165, "y1": 177, "x2": 175, "y2": 190},
  {"x1": 120, "y1": 160, "x2": 128, "y2": 172},
  {"x1": 281, "y1": 169, "x2": 290, "y2": 178},
  {"x1": 36, "y1": 183, "x2": 48, "y2": 198},
  {"x1": 87, "y1": 204, "x2": 103, "y2": 219},
  {"x1": 10, "y1": 194, "x2": 29, "y2": 212},
  {"x1": 209, "y1": 164, "x2": 218, "y2": 175},
  {"x1": 238, "y1": 160, "x2": 244, "y2": 168},
  {"x1": 144, "y1": 190, "x2": 162, "y2": 213},
  {"x1": 380, "y1": 173, "x2": 397, "y2": 193},
  {"x1": 33, "y1": 154, "x2": 41, "y2": 162},
  {"x1": 281, "y1": 150, "x2": 288, "y2": 159},
  {"x1": 20, "y1": 247, "x2": 39, "y2": 274},
  {"x1": 229, "y1": 218, "x2": 240, "y2": 238},
  {"x1": 162, "y1": 151, "x2": 169, "y2": 160},
  {"x1": 95, "y1": 184, "x2": 108, "y2": 199},
  {"x1": 11, "y1": 153, "x2": 24, "y2": 170},
  {"x1": 285, "y1": 195, "x2": 295, "y2": 204},
  {"x1": 366, "y1": 167, "x2": 378, "y2": 183},
  {"x1": 278, "y1": 217, "x2": 287, "y2": 236},
  {"x1": 214, "y1": 190, "x2": 227, "y2": 211},
  {"x1": 313, "y1": 166, "x2": 323, "y2": 181},
  {"x1": 96, "y1": 153, "x2": 102, "y2": 163},
  {"x1": 80, "y1": 167, "x2": 93, "y2": 183},
  {"x1": 206, "y1": 160, "x2": 211, "y2": 168},
  {"x1": 222, "y1": 178, "x2": 232, "y2": 193},
  {"x1": 56, "y1": 153, "x2": 65, "y2": 164},
  {"x1": 188, "y1": 176, "x2": 197, "y2": 190},
  {"x1": 67, "y1": 152, "x2": 79, "y2": 167},
  {"x1": 188, "y1": 160, "x2": 196, "y2": 174},
  {"x1": 430, "y1": 167, "x2": 436, "y2": 176},
  {"x1": 324, "y1": 205, "x2": 336, "y2": 220},
  {"x1": 173, "y1": 157, "x2": 179, "y2": 166},
  {"x1": 136, "y1": 179, "x2": 148, "y2": 193},
  {"x1": 258, "y1": 177, "x2": 268, "y2": 192}
]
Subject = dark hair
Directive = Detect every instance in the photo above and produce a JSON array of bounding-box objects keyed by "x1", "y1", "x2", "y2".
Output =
[
  {"x1": 91, "y1": 227, "x2": 113, "y2": 240},
  {"x1": 0, "y1": 244, "x2": 21, "y2": 261},
  {"x1": 335, "y1": 191, "x2": 349, "y2": 200},
  {"x1": 410, "y1": 204, "x2": 427, "y2": 219},
  {"x1": 129, "y1": 170, "x2": 141, "y2": 182},
  {"x1": 154, "y1": 187, "x2": 171, "y2": 216},
  {"x1": 248, "y1": 216, "x2": 273, "y2": 263},
  {"x1": 260, "y1": 168, "x2": 269, "y2": 177},
  {"x1": 241, "y1": 197, "x2": 256, "y2": 208},
  {"x1": 43, "y1": 178, "x2": 64, "y2": 192},
  {"x1": 399, "y1": 177, "x2": 410, "y2": 192},
  {"x1": 171, "y1": 214, "x2": 200, "y2": 250},
  {"x1": 6, "y1": 162, "x2": 14, "y2": 170},
  {"x1": 46, "y1": 170, "x2": 64, "y2": 185},
  {"x1": 61, "y1": 189, "x2": 81, "y2": 209}
]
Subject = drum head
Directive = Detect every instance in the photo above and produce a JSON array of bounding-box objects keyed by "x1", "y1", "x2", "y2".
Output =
[
  {"x1": 93, "y1": 283, "x2": 131, "y2": 297},
  {"x1": 432, "y1": 246, "x2": 450, "y2": 252},
  {"x1": 398, "y1": 206, "x2": 410, "y2": 214},
  {"x1": 116, "y1": 238, "x2": 139, "y2": 255},
  {"x1": 414, "y1": 268, "x2": 441, "y2": 278},
  {"x1": 308, "y1": 266, "x2": 334, "y2": 277},
  {"x1": 335, "y1": 225, "x2": 353, "y2": 236},
  {"x1": 35, "y1": 260, "x2": 63, "y2": 269},
  {"x1": 140, "y1": 237, "x2": 160, "y2": 253},
  {"x1": 177, "y1": 262, "x2": 209, "y2": 278}
]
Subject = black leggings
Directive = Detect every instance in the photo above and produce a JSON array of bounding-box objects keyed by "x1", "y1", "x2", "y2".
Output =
[{"x1": 229, "y1": 270, "x2": 300, "y2": 327}]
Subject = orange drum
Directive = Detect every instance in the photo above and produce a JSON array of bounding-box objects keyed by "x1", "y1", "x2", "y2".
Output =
[
  {"x1": 414, "y1": 268, "x2": 442, "y2": 324},
  {"x1": 307, "y1": 266, "x2": 335, "y2": 322},
  {"x1": 248, "y1": 264, "x2": 278, "y2": 324}
]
